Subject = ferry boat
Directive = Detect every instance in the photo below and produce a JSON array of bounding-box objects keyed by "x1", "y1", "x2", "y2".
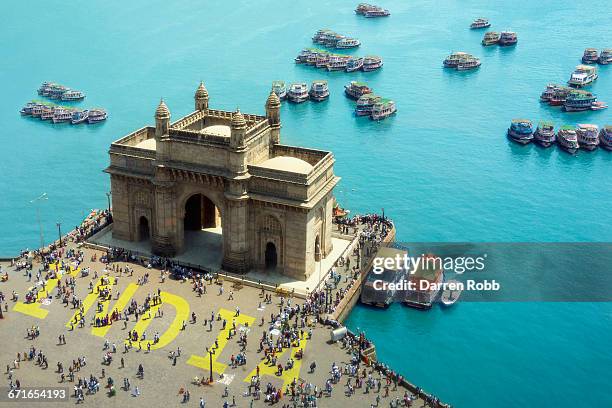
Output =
[
  {"x1": 507, "y1": 119, "x2": 534, "y2": 144},
  {"x1": 576, "y1": 124, "x2": 599, "y2": 150},
  {"x1": 312, "y1": 29, "x2": 334, "y2": 44},
  {"x1": 40, "y1": 107, "x2": 55, "y2": 121},
  {"x1": 355, "y1": 94, "x2": 381, "y2": 116},
  {"x1": 533, "y1": 121, "x2": 556, "y2": 147},
  {"x1": 360, "y1": 247, "x2": 407, "y2": 308},
  {"x1": 61, "y1": 90, "x2": 85, "y2": 101},
  {"x1": 344, "y1": 81, "x2": 373, "y2": 100},
  {"x1": 556, "y1": 126, "x2": 579, "y2": 154},
  {"x1": 540, "y1": 84, "x2": 558, "y2": 103},
  {"x1": 362, "y1": 56, "x2": 383, "y2": 71},
  {"x1": 87, "y1": 109, "x2": 107, "y2": 124},
  {"x1": 271, "y1": 81, "x2": 287, "y2": 100},
  {"x1": 306, "y1": 51, "x2": 319, "y2": 66},
  {"x1": 336, "y1": 38, "x2": 361, "y2": 49},
  {"x1": 498, "y1": 31, "x2": 518, "y2": 46},
  {"x1": 20, "y1": 102, "x2": 37, "y2": 116},
  {"x1": 371, "y1": 99, "x2": 396, "y2": 120},
  {"x1": 598, "y1": 49, "x2": 612, "y2": 65},
  {"x1": 567, "y1": 65, "x2": 598, "y2": 88},
  {"x1": 443, "y1": 52, "x2": 471, "y2": 68},
  {"x1": 326, "y1": 55, "x2": 351, "y2": 71},
  {"x1": 599, "y1": 126, "x2": 612, "y2": 150},
  {"x1": 549, "y1": 86, "x2": 573, "y2": 106},
  {"x1": 482, "y1": 31, "x2": 500, "y2": 46},
  {"x1": 355, "y1": 3, "x2": 372, "y2": 14},
  {"x1": 591, "y1": 101, "x2": 608, "y2": 111},
  {"x1": 582, "y1": 48, "x2": 599, "y2": 64},
  {"x1": 470, "y1": 18, "x2": 491, "y2": 29},
  {"x1": 404, "y1": 254, "x2": 444, "y2": 310},
  {"x1": 308, "y1": 80, "x2": 330, "y2": 101},
  {"x1": 71, "y1": 109, "x2": 89, "y2": 124},
  {"x1": 294, "y1": 49, "x2": 312, "y2": 64},
  {"x1": 346, "y1": 57, "x2": 364, "y2": 72},
  {"x1": 440, "y1": 280, "x2": 462, "y2": 307},
  {"x1": 364, "y1": 7, "x2": 390, "y2": 17},
  {"x1": 457, "y1": 57, "x2": 481, "y2": 71},
  {"x1": 31, "y1": 104, "x2": 45, "y2": 117},
  {"x1": 52, "y1": 108, "x2": 73, "y2": 123},
  {"x1": 564, "y1": 90, "x2": 597, "y2": 112},
  {"x1": 287, "y1": 83, "x2": 309, "y2": 103},
  {"x1": 315, "y1": 53, "x2": 331, "y2": 69}
]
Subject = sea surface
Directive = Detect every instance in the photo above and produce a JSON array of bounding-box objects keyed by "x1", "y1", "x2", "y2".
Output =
[{"x1": 1, "y1": 1, "x2": 611, "y2": 406}]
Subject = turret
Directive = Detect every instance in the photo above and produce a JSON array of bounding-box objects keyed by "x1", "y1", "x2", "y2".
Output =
[
  {"x1": 265, "y1": 91, "x2": 281, "y2": 144},
  {"x1": 155, "y1": 98, "x2": 170, "y2": 140},
  {"x1": 230, "y1": 108, "x2": 247, "y2": 149},
  {"x1": 194, "y1": 81, "x2": 209, "y2": 111}
]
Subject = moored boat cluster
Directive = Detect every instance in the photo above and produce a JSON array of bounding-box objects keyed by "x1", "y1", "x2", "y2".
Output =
[
  {"x1": 20, "y1": 101, "x2": 107, "y2": 124},
  {"x1": 539, "y1": 84, "x2": 607, "y2": 112},
  {"x1": 37, "y1": 81, "x2": 85, "y2": 101},
  {"x1": 481, "y1": 31, "x2": 518, "y2": 47},
  {"x1": 312, "y1": 29, "x2": 361, "y2": 49},
  {"x1": 443, "y1": 52, "x2": 481, "y2": 71},
  {"x1": 581, "y1": 48, "x2": 612, "y2": 65},
  {"x1": 507, "y1": 119, "x2": 612, "y2": 153},
  {"x1": 295, "y1": 48, "x2": 383, "y2": 72},
  {"x1": 344, "y1": 81, "x2": 396, "y2": 120},
  {"x1": 355, "y1": 3, "x2": 390, "y2": 17},
  {"x1": 272, "y1": 80, "x2": 330, "y2": 103}
]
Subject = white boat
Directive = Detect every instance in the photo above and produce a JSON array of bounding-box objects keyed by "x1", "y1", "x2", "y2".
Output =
[
  {"x1": 287, "y1": 83, "x2": 309, "y2": 103},
  {"x1": 440, "y1": 280, "x2": 462, "y2": 306},
  {"x1": 370, "y1": 99, "x2": 396, "y2": 120},
  {"x1": 336, "y1": 38, "x2": 360, "y2": 49},
  {"x1": 568, "y1": 65, "x2": 598, "y2": 88}
]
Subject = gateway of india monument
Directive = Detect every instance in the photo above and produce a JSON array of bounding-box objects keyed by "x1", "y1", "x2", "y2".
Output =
[{"x1": 104, "y1": 82, "x2": 340, "y2": 281}]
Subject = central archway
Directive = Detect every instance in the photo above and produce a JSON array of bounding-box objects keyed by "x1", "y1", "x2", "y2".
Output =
[
  {"x1": 184, "y1": 194, "x2": 220, "y2": 230},
  {"x1": 182, "y1": 193, "x2": 223, "y2": 268},
  {"x1": 265, "y1": 242, "x2": 278, "y2": 270}
]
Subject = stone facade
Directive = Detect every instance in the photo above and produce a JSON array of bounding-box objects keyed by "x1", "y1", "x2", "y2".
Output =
[{"x1": 105, "y1": 83, "x2": 340, "y2": 280}]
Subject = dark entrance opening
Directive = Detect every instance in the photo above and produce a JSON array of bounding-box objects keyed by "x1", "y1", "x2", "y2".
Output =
[
  {"x1": 265, "y1": 242, "x2": 277, "y2": 270},
  {"x1": 184, "y1": 194, "x2": 218, "y2": 231},
  {"x1": 314, "y1": 235, "x2": 321, "y2": 261},
  {"x1": 139, "y1": 216, "x2": 150, "y2": 241}
]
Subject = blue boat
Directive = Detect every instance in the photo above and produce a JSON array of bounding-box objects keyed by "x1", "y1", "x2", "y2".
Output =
[
  {"x1": 507, "y1": 119, "x2": 534, "y2": 144},
  {"x1": 71, "y1": 109, "x2": 89, "y2": 124}
]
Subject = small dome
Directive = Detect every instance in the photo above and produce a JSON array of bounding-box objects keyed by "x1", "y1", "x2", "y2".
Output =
[
  {"x1": 155, "y1": 99, "x2": 170, "y2": 119},
  {"x1": 266, "y1": 91, "x2": 281, "y2": 109},
  {"x1": 195, "y1": 81, "x2": 208, "y2": 99},
  {"x1": 231, "y1": 109, "x2": 246, "y2": 128}
]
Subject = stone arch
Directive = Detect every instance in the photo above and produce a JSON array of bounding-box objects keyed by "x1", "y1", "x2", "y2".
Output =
[
  {"x1": 176, "y1": 189, "x2": 225, "y2": 255},
  {"x1": 138, "y1": 216, "x2": 150, "y2": 241},
  {"x1": 259, "y1": 214, "x2": 283, "y2": 271}
]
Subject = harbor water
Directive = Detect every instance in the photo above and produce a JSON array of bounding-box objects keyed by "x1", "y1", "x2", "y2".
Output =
[{"x1": 1, "y1": 0, "x2": 611, "y2": 406}]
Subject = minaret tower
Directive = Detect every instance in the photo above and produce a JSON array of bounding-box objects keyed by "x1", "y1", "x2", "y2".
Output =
[
  {"x1": 195, "y1": 81, "x2": 209, "y2": 111},
  {"x1": 154, "y1": 99, "x2": 170, "y2": 161},
  {"x1": 265, "y1": 91, "x2": 281, "y2": 144}
]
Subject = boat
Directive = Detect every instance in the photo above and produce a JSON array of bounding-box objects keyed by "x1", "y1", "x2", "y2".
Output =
[
  {"x1": 440, "y1": 280, "x2": 462, "y2": 307},
  {"x1": 362, "y1": 56, "x2": 383, "y2": 71},
  {"x1": 498, "y1": 31, "x2": 518, "y2": 46},
  {"x1": 567, "y1": 65, "x2": 598, "y2": 88},
  {"x1": 576, "y1": 124, "x2": 599, "y2": 150},
  {"x1": 540, "y1": 84, "x2": 559, "y2": 103},
  {"x1": 52, "y1": 108, "x2": 73, "y2": 123},
  {"x1": 549, "y1": 86, "x2": 573, "y2": 106},
  {"x1": 582, "y1": 48, "x2": 599, "y2": 64},
  {"x1": 312, "y1": 29, "x2": 334, "y2": 44},
  {"x1": 557, "y1": 126, "x2": 579, "y2": 154},
  {"x1": 598, "y1": 49, "x2": 612, "y2": 65},
  {"x1": 20, "y1": 102, "x2": 37, "y2": 116},
  {"x1": 294, "y1": 49, "x2": 312, "y2": 64},
  {"x1": 346, "y1": 57, "x2": 364, "y2": 72},
  {"x1": 61, "y1": 90, "x2": 85, "y2": 101},
  {"x1": 360, "y1": 247, "x2": 407, "y2": 308},
  {"x1": 364, "y1": 7, "x2": 390, "y2": 17},
  {"x1": 315, "y1": 53, "x2": 331, "y2": 68},
  {"x1": 404, "y1": 254, "x2": 444, "y2": 309},
  {"x1": 71, "y1": 109, "x2": 89, "y2": 125},
  {"x1": 457, "y1": 57, "x2": 481, "y2": 71},
  {"x1": 470, "y1": 18, "x2": 491, "y2": 29},
  {"x1": 443, "y1": 52, "x2": 471, "y2": 68},
  {"x1": 271, "y1": 81, "x2": 287, "y2": 100},
  {"x1": 308, "y1": 80, "x2": 330, "y2": 101},
  {"x1": 306, "y1": 51, "x2": 319, "y2": 66},
  {"x1": 40, "y1": 106, "x2": 55, "y2": 121},
  {"x1": 336, "y1": 38, "x2": 361, "y2": 49},
  {"x1": 563, "y1": 90, "x2": 597, "y2": 112},
  {"x1": 482, "y1": 31, "x2": 500, "y2": 46},
  {"x1": 87, "y1": 108, "x2": 107, "y2": 124},
  {"x1": 355, "y1": 94, "x2": 382, "y2": 116},
  {"x1": 507, "y1": 119, "x2": 534, "y2": 144},
  {"x1": 287, "y1": 83, "x2": 309, "y2": 103},
  {"x1": 31, "y1": 104, "x2": 45, "y2": 117},
  {"x1": 344, "y1": 81, "x2": 373, "y2": 100},
  {"x1": 355, "y1": 3, "x2": 372, "y2": 14},
  {"x1": 533, "y1": 121, "x2": 556, "y2": 147},
  {"x1": 591, "y1": 101, "x2": 608, "y2": 111},
  {"x1": 599, "y1": 126, "x2": 612, "y2": 150},
  {"x1": 371, "y1": 99, "x2": 396, "y2": 120},
  {"x1": 326, "y1": 55, "x2": 351, "y2": 71}
]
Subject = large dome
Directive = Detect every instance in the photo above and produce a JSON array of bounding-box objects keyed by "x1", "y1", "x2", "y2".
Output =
[{"x1": 259, "y1": 156, "x2": 313, "y2": 174}]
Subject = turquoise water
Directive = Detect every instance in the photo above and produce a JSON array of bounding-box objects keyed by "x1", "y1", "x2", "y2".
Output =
[{"x1": 1, "y1": 0, "x2": 611, "y2": 406}]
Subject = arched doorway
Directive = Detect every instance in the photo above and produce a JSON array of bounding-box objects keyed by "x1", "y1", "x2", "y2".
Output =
[
  {"x1": 265, "y1": 242, "x2": 277, "y2": 270},
  {"x1": 184, "y1": 194, "x2": 219, "y2": 231},
  {"x1": 314, "y1": 235, "x2": 321, "y2": 261},
  {"x1": 139, "y1": 216, "x2": 150, "y2": 241}
]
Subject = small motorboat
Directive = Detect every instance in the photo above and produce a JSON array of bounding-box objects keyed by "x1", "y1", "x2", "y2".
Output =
[{"x1": 440, "y1": 280, "x2": 462, "y2": 306}]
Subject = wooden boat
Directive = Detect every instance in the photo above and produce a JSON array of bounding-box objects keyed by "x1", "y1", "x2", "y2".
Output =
[{"x1": 440, "y1": 280, "x2": 462, "y2": 306}]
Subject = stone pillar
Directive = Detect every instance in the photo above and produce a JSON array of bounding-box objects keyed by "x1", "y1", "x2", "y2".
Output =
[
  {"x1": 265, "y1": 91, "x2": 281, "y2": 145},
  {"x1": 222, "y1": 195, "x2": 250, "y2": 273},
  {"x1": 151, "y1": 166, "x2": 177, "y2": 257}
]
